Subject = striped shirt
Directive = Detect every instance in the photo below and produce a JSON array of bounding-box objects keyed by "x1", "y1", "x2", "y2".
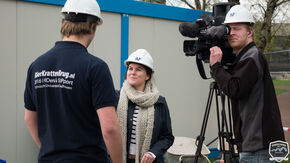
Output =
[{"x1": 129, "y1": 106, "x2": 140, "y2": 155}]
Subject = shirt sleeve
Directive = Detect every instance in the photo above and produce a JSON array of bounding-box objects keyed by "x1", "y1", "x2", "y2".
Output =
[
  {"x1": 147, "y1": 152, "x2": 156, "y2": 158},
  {"x1": 24, "y1": 64, "x2": 36, "y2": 111},
  {"x1": 210, "y1": 58, "x2": 259, "y2": 99},
  {"x1": 149, "y1": 97, "x2": 174, "y2": 158},
  {"x1": 90, "y1": 62, "x2": 117, "y2": 110}
]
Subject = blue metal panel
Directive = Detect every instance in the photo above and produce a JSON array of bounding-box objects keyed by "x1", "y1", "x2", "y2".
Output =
[
  {"x1": 19, "y1": 0, "x2": 66, "y2": 6},
  {"x1": 98, "y1": 0, "x2": 204, "y2": 22},
  {"x1": 120, "y1": 14, "x2": 129, "y2": 87},
  {"x1": 19, "y1": 0, "x2": 206, "y2": 22}
]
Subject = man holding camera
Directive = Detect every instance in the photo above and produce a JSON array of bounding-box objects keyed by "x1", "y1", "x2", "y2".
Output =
[{"x1": 210, "y1": 5, "x2": 285, "y2": 162}]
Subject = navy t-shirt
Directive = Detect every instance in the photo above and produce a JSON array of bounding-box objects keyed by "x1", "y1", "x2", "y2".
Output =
[{"x1": 24, "y1": 41, "x2": 117, "y2": 163}]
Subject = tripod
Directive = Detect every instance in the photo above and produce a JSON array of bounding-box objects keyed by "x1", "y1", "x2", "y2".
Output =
[{"x1": 194, "y1": 81, "x2": 238, "y2": 163}]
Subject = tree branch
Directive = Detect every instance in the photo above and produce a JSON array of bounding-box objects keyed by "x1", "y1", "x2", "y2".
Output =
[
  {"x1": 276, "y1": 0, "x2": 289, "y2": 7},
  {"x1": 195, "y1": 0, "x2": 201, "y2": 10},
  {"x1": 180, "y1": 0, "x2": 195, "y2": 9},
  {"x1": 166, "y1": 0, "x2": 175, "y2": 6}
]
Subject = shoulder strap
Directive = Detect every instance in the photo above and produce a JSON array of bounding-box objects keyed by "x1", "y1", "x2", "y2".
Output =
[{"x1": 196, "y1": 56, "x2": 210, "y2": 79}]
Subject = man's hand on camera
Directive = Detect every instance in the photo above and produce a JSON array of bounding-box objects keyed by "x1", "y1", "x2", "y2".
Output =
[{"x1": 210, "y1": 46, "x2": 223, "y2": 66}]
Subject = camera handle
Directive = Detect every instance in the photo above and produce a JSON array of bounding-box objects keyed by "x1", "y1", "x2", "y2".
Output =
[{"x1": 194, "y1": 81, "x2": 238, "y2": 163}]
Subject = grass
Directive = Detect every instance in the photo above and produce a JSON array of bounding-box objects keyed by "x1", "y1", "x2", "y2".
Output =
[
  {"x1": 273, "y1": 80, "x2": 290, "y2": 86},
  {"x1": 273, "y1": 80, "x2": 290, "y2": 95},
  {"x1": 276, "y1": 88, "x2": 288, "y2": 94},
  {"x1": 282, "y1": 155, "x2": 290, "y2": 163}
]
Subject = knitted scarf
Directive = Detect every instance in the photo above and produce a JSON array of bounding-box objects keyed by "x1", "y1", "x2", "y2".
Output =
[{"x1": 117, "y1": 79, "x2": 159, "y2": 163}]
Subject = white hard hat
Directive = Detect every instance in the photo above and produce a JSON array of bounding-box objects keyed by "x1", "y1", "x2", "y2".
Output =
[
  {"x1": 61, "y1": 0, "x2": 103, "y2": 25},
  {"x1": 125, "y1": 49, "x2": 154, "y2": 71},
  {"x1": 224, "y1": 5, "x2": 254, "y2": 24}
]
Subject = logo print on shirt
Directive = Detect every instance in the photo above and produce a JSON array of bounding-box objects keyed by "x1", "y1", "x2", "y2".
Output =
[
  {"x1": 34, "y1": 70, "x2": 75, "y2": 90},
  {"x1": 135, "y1": 57, "x2": 141, "y2": 61}
]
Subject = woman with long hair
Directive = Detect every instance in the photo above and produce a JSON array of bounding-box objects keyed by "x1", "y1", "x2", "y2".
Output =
[{"x1": 117, "y1": 49, "x2": 174, "y2": 163}]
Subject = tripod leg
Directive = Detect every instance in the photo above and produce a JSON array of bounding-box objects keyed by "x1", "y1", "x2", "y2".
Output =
[
  {"x1": 215, "y1": 87, "x2": 236, "y2": 163},
  {"x1": 215, "y1": 86, "x2": 226, "y2": 161},
  {"x1": 194, "y1": 82, "x2": 216, "y2": 163},
  {"x1": 220, "y1": 92, "x2": 238, "y2": 162},
  {"x1": 226, "y1": 96, "x2": 239, "y2": 161}
]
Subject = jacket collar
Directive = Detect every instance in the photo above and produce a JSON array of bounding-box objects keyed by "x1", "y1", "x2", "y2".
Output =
[
  {"x1": 232, "y1": 42, "x2": 256, "y2": 66},
  {"x1": 155, "y1": 96, "x2": 166, "y2": 105}
]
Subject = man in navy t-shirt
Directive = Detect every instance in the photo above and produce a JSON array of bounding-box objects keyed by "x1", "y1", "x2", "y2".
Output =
[{"x1": 24, "y1": 0, "x2": 123, "y2": 162}]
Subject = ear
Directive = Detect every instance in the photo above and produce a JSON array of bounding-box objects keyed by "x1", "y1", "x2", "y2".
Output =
[
  {"x1": 145, "y1": 74, "x2": 150, "y2": 81},
  {"x1": 91, "y1": 24, "x2": 97, "y2": 34},
  {"x1": 248, "y1": 28, "x2": 254, "y2": 37}
]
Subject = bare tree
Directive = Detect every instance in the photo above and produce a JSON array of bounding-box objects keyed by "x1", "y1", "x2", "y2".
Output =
[
  {"x1": 166, "y1": 0, "x2": 211, "y2": 10},
  {"x1": 253, "y1": 0, "x2": 289, "y2": 52},
  {"x1": 228, "y1": 0, "x2": 240, "y2": 4},
  {"x1": 180, "y1": 0, "x2": 196, "y2": 9},
  {"x1": 194, "y1": 0, "x2": 201, "y2": 9},
  {"x1": 141, "y1": 0, "x2": 289, "y2": 52},
  {"x1": 143, "y1": 0, "x2": 166, "y2": 4},
  {"x1": 202, "y1": 0, "x2": 211, "y2": 10}
]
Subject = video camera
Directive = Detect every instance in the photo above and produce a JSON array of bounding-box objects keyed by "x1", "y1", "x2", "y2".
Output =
[{"x1": 179, "y1": 2, "x2": 236, "y2": 79}]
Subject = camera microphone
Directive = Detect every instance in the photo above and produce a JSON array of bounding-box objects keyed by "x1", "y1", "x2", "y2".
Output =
[
  {"x1": 179, "y1": 22, "x2": 200, "y2": 38},
  {"x1": 205, "y1": 25, "x2": 231, "y2": 40}
]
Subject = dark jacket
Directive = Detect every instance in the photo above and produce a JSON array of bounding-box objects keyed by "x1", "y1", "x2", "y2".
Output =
[
  {"x1": 116, "y1": 91, "x2": 174, "y2": 162},
  {"x1": 210, "y1": 42, "x2": 285, "y2": 152}
]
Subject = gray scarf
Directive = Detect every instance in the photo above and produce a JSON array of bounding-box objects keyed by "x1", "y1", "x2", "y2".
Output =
[{"x1": 117, "y1": 79, "x2": 159, "y2": 163}]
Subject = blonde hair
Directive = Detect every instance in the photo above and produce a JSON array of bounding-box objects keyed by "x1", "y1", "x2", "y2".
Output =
[{"x1": 60, "y1": 19, "x2": 97, "y2": 37}]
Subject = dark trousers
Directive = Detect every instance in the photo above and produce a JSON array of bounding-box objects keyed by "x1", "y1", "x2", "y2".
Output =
[{"x1": 127, "y1": 158, "x2": 135, "y2": 163}]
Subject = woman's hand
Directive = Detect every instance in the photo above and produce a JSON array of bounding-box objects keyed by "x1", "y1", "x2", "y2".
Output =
[{"x1": 141, "y1": 152, "x2": 155, "y2": 163}]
